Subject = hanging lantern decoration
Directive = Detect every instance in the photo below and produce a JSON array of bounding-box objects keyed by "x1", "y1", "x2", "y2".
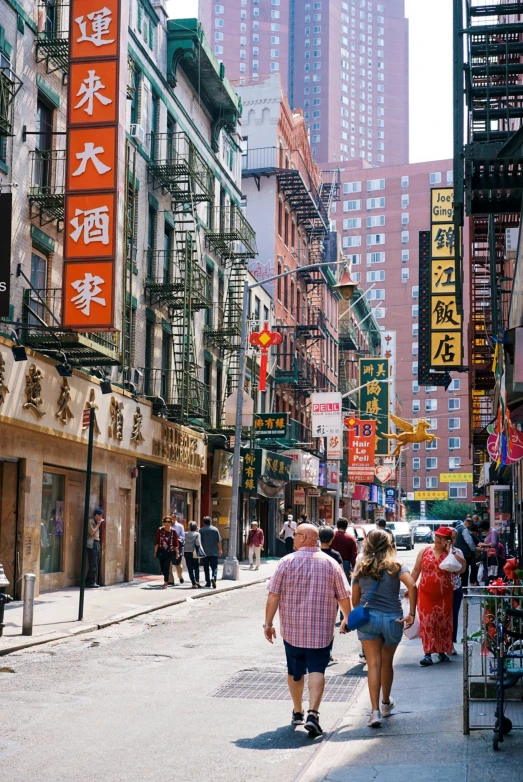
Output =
[{"x1": 249, "y1": 323, "x2": 282, "y2": 392}]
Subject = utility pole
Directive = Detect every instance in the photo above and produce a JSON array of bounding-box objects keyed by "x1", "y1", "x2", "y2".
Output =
[{"x1": 78, "y1": 405, "x2": 95, "y2": 621}]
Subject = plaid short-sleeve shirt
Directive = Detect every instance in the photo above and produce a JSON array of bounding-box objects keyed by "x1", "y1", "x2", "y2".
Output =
[{"x1": 268, "y1": 547, "x2": 351, "y2": 648}]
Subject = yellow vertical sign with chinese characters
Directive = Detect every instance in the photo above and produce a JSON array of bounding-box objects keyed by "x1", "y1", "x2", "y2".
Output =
[
  {"x1": 429, "y1": 188, "x2": 463, "y2": 369},
  {"x1": 359, "y1": 358, "x2": 390, "y2": 455}
]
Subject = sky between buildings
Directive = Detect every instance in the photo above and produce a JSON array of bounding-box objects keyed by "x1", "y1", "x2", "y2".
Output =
[{"x1": 166, "y1": 0, "x2": 454, "y2": 166}]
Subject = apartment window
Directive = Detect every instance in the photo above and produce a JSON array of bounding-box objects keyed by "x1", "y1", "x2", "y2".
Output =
[
  {"x1": 449, "y1": 457, "x2": 461, "y2": 470},
  {"x1": 401, "y1": 213, "x2": 409, "y2": 226},
  {"x1": 367, "y1": 288, "x2": 385, "y2": 299},
  {"x1": 449, "y1": 379, "x2": 461, "y2": 391},
  {"x1": 215, "y1": 18, "x2": 224, "y2": 27},
  {"x1": 449, "y1": 483, "x2": 468, "y2": 499},
  {"x1": 343, "y1": 235, "x2": 362, "y2": 248},
  {"x1": 215, "y1": 4, "x2": 224, "y2": 12},
  {"x1": 367, "y1": 251, "x2": 385, "y2": 264},
  {"x1": 215, "y1": 45, "x2": 224, "y2": 54},
  {"x1": 426, "y1": 457, "x2": 438, "y2": 470},
  {"x1": 401, "y1": 194, "x2": 409, "y2": 208},
  {"x1": 271, "y1": 36, "x2": 280, "y2": 44},
  {"x1": 343, "y1": 217, "x2": 361, "y2": 229},
  {"x1": 401, "y1": 269, "x2": 409, "y2": 283},
  {"x1": 367, "y1": 197, "x2": 385, "y2": 209},
  {"x1": 374, "y1": 307, "x2": 386, "y2": 319},
  {"x1": 367, "y1": 178, "x2": 385, "y2": 191},
  {"x1": 270, "y1": 62, "x2": 280, "y2": 71},
  {"x1": 426, "y1": 477, "x2": 438, "y2": 489},
  {"x1": 367, "y1": 270, "x2": 385, "y2": 282},
  {"x1": 401, "y1": 175, "x2": 409, "y2": 189},
  {"x1": 401, "y1": 231, "x2": 409, "y2": 244},
  {"x1": 447, "y1": 170, "x2": 454, "y2": 185},
  {"x1": 413, "y1": 477, "x2": 421, "y2": 489},
  {"x1": 448, "y1": 398, "x2": 461, "y2": 411},
  {"x1": 412, "y1": 381, "x2": 420, "y2": 394},
  {"x1": 367, "y1": 233, "x2": 385, "y2": 246},
  {"x1": 343, "y1": 180, "x2": 362, "y2": 193},
  {"x1": 271, "y1": 49, "x2": 279, "y2": 57},
  {"x1": 366, "y1": 215, "x2": 385, "y2": 228},
  {"x1": 412, "y1": 305, "x2": 419, "y2": 317},
  {"x1": 402, "y1": 250, "x2": 409, "y2": 263},
  {"x1": 426, "y1": 439, "x2": 438, "y2": 451},
  {"x1": 449, "y1": 437, "x2": 461, "y2": 450},
  {"x1": 430, "y1": 172, "x2": 442, "y2": 185},
  {"x1": 412, "y1": 400, "x2": 420, "y2": 413},
  {"x1": 449, "y1": 418, "x2": 461, "y2": 431},
  {"x1": 425, "y1": 399, "x2": 437, "y2": 412},
  {"x1": 412, "y1": 323, "x2": 419, "y2": 337},
  {"x1": 344, "y1": 199, "x2": 361, "y2": 211},
  {"x1": 413, "y1": 458, "x2": 421, "y2": 471},
  {"x1": 413, "y1": 443, "x2": 421, "y2": 451},
  {"x1": 348, "y1": 253, "x2": 361, "y2": 265},
  {"x1": 215, "y1": 31, "x2": 223, "y2": 40},
  {"x1": 412, "y1": 342, "x2": 418, "y2": 356},
  {"x1": 412, "y1": 361, "x2": 418, "y2": 375}
]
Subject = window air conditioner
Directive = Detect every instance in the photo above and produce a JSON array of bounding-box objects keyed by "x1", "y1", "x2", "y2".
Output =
[{"x1": 130, "y1": 123, "x2": 146, "y2": 145}]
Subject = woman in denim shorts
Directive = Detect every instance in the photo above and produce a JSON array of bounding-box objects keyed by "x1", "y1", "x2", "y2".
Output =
[{"x1": 349, "y1": 530, "x2": 417, "y2": 728}]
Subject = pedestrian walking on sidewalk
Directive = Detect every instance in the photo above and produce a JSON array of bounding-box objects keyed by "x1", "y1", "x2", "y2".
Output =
[
  {"x1": 450, "y1": 529, "x2": 467, "y2": 655},
  {"x1": 345, "y1": 529, "x2": 417, "y2": 728},
  {"x1": 264, "y1": 524, "x2": 352, "y2": 737},
  {"x1": 280, "y1": 515, "x2": 297, "y2": 555},
  {"x1": 454, "y1": 517, "x2": 477, "y2": 587},
  {"x1": 154, "y1": 517, "x2": 179, "y2": 589},
  {"x1": 170, "y1": 513, "x2": 185, "y2": 585},
  {"x1": 86, "y1": 508, "x2": 104, "y2": 588},
  {"x1": 247, "y1": 521, "x2": 264, "y2": 570},
  {"x1": 331, "y1": 519, "x2": 358, "y2": 583},
  {"x1": 319, "y1": 526, "x2": 343, "y2": 566},
  {"x1": 200, "y1": 515, "x2": 222, "y2": 588},
  {"x1": 411, "y1": 526, "x2": 457, "y2": 667},
  {"x1": 184, "y1": 521, "x2": 204, "y2": 588}
]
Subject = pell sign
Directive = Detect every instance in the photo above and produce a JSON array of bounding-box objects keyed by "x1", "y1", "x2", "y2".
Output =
[{"x1": 310, "y1": 393, "x2": 342, "y2": 437}]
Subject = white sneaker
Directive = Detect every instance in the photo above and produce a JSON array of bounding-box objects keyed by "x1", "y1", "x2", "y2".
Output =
[
  {"x1": 249, "y1": 564, "x2": 254, "y2": 570},
  {"x1": 381, "y1": 699, "x2": 394, "y2": 717},
  {"x1": 255, "y1": 566, "x2": 259, "y2": 570},
  {"x1": 367, "y1": 710, "x2": 382, "y2": 728}
]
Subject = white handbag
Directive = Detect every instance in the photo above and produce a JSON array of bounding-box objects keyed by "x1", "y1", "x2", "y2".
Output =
[
  {"x1": 439, "y1": 548, "x2": 462, "y2": 573},
  {"x1": 401, "y1": 597, "x2": 420, "y2": 640}
]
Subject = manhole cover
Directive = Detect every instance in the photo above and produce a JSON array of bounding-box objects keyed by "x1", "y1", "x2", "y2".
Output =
[{"x1": 211, "y1": 671, "x2": 363, "y2": 702}]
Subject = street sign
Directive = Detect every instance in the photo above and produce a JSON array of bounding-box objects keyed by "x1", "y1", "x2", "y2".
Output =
[
  {"x1": 82, "y1": 408, "x2": 91, "y2": 429},
  {"x1": 254, "y1": 412, "x2": 289, "y2": 437}
]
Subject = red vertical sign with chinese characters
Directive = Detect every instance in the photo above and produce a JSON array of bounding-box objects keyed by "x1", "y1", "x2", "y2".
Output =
[{"x1": 63, "y1": 0, "x2": 125, "y2": 330}]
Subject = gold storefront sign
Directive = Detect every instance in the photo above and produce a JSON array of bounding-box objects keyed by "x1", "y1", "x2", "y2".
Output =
[
  {"x1": 414, "y1": 490, "x2": 448, "y2": 500},
  {"x1": 431, "y1": 260, "x2": 457, "y2": 294},
  {"x1": 440, "y1": 473, "x2": 473, "y2": 483},
  {"x1": 431, "y1": 296, "x2": 462, "y2": 330},
  {"x1": 431, "y1": 223, "x2": 457, "y2": 259},
  {"x1": 431, "y1": 188, "x2": 454, "y2": 223},
  {"x1": 430, "y1": 331, "x2": 463, "y2": 368},
  {"x1": 153, "y1": 424, "x2": 206, "y2": 472}
]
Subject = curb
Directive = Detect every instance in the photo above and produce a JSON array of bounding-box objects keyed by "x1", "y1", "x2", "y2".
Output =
[{"x1": 0, "y1": 573, "x2": 270, "y2": 657}]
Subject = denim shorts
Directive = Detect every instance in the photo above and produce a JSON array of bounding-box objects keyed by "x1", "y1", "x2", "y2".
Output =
[{"x1": 357, "y1": 609, "x2": 403, "y2": 646}]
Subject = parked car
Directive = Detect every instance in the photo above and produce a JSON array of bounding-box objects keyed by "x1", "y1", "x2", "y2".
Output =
[
  {"x1": 413, "y1": 524, "x2": 434, "y2": 543},
  {"x1": 388, "y1": 521, "x2": 414, "y2": 550}
]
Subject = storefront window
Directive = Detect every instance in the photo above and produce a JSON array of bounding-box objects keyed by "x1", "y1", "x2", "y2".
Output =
[
  {"x1": 169, "y1": 488, "x2": 195, "y2": 527},
  {"x1": 40, "y1": 472, "x2": 65, "y2": 574}
]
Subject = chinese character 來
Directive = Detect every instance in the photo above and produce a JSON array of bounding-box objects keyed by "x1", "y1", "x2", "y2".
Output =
[
  {"x1": 70, "y1": 273, "x2": 106, "y2": 316},
  {"x1": 75, "y1": 7, "x2": 115, "y2": 47},
  {"x1": 74, "y1": 70, "x2": 113, "y2": 116}
]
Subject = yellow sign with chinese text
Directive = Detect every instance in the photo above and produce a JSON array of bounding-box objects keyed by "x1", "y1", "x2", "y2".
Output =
[
  {"x1": 439, "y1": 473, "x2": 473, "y2": 483},
  {"x1": 430, "y1": 331, "x2": 463, "y2": 368},
  {"x1": 414, "y1": 491, "x2": 448, "y2": 501},
  {"x1": 430, "y1": 296, "x2": 462, "y2": 331},
  {"x1": 431, "y1": 260, "x2": 457, "y2": 295},
  {"x1": 431, "y1": 223, "x2": 457, "y2": 259},
  {"x1": 431, "y1": 188, "x2": 454, "y2": 223}
]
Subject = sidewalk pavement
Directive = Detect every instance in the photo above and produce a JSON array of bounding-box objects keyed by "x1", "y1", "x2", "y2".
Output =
[
  {"x1": 298, "y1": 634, "x2": 523, "y2": 782},
  {"x1": 0, "y1": 558, "x2": 278, "y2": 656}
]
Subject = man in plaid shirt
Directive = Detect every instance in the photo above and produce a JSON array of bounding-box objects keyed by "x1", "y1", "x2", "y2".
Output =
[{"x1": 264, "y1": 524, "x2": 352, "y2": 737}]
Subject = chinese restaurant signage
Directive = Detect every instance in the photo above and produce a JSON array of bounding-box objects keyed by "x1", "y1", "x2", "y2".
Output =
[
  {"x1": 429, "y1": 188, "x2": 463, "y2": 369},
  {"x1": 310, "y1": 392, "x2": 342, "y2": 437},
  {"x1": 63, "y1": 0, "x2": 126, "y2": 330},
  {"x1": 346, "y1": 417, "x2": 377, "y2": 482},
  {"x1": 418, "y1": 230, "x2": 451, "y2": 388},
  {"x1": 0, "y1": 193, "x2": 11, "y2": 318},
  {"x1": 254, "y1": 412, "x2": 289, "y2": 438},
  {"x1": 358, "y1": 359, "x2": 390, "y2": 455},
  {"x1": 439, "y1": 472, "x2": 473, "y2": 483}
]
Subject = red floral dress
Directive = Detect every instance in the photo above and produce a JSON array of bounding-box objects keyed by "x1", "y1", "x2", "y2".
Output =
[{"x1": 418, "y1": 547, "x2": 453, "y2": 654}]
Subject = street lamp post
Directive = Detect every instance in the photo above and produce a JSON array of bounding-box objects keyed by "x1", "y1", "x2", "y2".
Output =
[{"x1": 222, "y1": 261, "x2": 357, "y2": 581}]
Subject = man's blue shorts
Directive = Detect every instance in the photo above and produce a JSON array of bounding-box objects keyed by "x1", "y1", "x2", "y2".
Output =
[{"x1": 283, "y1": 640, "x2": 333, "y2": 681}]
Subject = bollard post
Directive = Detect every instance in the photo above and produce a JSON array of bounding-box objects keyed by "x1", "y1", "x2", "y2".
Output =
[
  {"x1": 0, "y1": 563, "x2": 12, "y2": 638},
  {"x1": 22, "y1": 574, "x2": 36, "y2": 636}
]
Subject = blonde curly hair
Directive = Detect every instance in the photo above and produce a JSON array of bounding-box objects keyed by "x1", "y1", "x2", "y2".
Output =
[{"x1": 352, "y1": 529, "x2": 401, "y2": 580}]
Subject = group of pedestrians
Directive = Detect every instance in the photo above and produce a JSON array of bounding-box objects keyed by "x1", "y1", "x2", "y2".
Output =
[
  {"x1": 455, "y1": 514, "x2": 506, "y2": 586},
  {"x1": 154, "y1": 514, "x2": 222, "y2": 589},
  {"x1": 264, "y1": 512, "x2": 500, "y2": 735}
]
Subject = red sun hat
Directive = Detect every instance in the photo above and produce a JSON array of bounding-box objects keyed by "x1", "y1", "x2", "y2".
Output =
[{"x1": 435, "y1": 526, "x2": 454, "y2": 539}]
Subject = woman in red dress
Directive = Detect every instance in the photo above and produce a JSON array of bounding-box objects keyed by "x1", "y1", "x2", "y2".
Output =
[{"x1": 411, "y1": 526, "x2": 456, "y2": 666}]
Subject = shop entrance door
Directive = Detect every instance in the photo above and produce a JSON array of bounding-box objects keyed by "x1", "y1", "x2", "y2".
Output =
[
  {"x1": 136, "y1": 464, "x2": 163, "y2": 573},
  {"x1": 0, "y1": 460, "x2": 20, "y2": 599}
]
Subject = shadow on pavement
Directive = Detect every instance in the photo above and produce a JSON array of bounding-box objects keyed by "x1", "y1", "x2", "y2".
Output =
[{"x1": 234, "y1": 724, "x2": 323, "y2": 750}]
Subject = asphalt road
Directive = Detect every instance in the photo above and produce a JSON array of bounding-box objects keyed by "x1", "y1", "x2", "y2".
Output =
[{"x1": 0, "y1": 545, "x2": 419, "y2": 782}]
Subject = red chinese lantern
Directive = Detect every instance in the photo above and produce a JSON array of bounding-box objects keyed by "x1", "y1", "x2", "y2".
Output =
[{"x1": 249, "y1": 323, "x2": 282, "y2": 392}]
